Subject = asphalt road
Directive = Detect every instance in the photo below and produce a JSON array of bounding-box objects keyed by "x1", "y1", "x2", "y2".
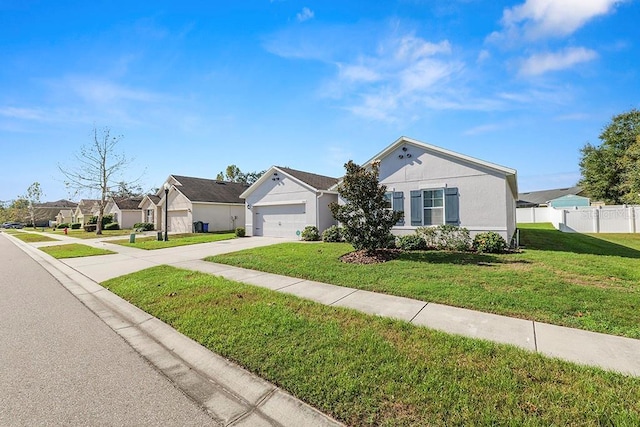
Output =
[{"x1": 0, "y1": 235, "x2": 219, "y2": 426}]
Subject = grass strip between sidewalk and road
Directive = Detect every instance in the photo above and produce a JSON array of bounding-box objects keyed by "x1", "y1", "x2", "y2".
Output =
[
  {"x1": 102, "y1": 265, "x2": 640, "y2": 426},
  {"x1": 10, "y1": 232, "x2": 58, "y2": 243},
  {"x1": 110, "y1": 232, "x2": 236, "y2": 250},
  {"x1": 207, "y1": 223, "x2": 640, "y2": 339},
  {"x1": 39, "y1": 243, "x2": 115, "y2": 259}
]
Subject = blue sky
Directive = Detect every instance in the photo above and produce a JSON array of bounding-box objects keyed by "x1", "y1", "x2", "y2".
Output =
[{"x1": 1, "y1": 0, "x2": 639, "y2": 202}]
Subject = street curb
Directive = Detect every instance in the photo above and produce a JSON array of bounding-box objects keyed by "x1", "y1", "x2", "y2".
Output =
[{"x1": 4, "y1": 234, "x2": 343, "y2": 427}]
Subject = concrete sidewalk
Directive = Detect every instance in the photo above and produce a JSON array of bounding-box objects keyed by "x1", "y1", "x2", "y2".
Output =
[{"x1": 10, "y1": 229, "x2": 640, "y2": 377}]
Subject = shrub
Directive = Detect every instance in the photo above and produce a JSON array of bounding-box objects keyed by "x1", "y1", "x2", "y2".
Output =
[
  {"x1": 88, "y1": 214, "x2": 114, "y2": 226},
  {"x1": 322, "y1": 225, "x2": 344, "y2": 242},
  {"x1": 473, "y1": 231, "x2": 507, "y2": 253},
  {"x1": 397, "y1": 234, "x2": 427, "y2": 251},
  {"x1": 301, "y1": 225, "x2": 320, "y2": 241},
  {"x1": 71, "y1": 223, "x2": 81, "y2": 229},
  {"x1": 84, "y1": 224, "x2": 97, "y2": 232},
  {"x1": 104, "y1": 222, "x2": 120, "y2": 231},
  {"x1": 57, "y1": 223, "x2": 70, "y2": 229},
  {"x1": 416, "y1": 225, "x2": 471, "y2": 251},
  {"x1": 133, "y1": 222, "x2": 154, "y2": 231},
  {"x1": 235, "y1": 227, "x2": 246, "y2": 237}
]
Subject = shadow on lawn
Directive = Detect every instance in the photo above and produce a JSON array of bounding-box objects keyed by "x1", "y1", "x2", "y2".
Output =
[
  {"x1": 520, "y1": 227, "x2": 640, "y2": 258},
  {"x1": 398, "y1": 251, "x2": 529, "y2": 266}
]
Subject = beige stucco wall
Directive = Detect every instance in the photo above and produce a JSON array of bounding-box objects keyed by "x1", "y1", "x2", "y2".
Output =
[
  {"x1": 191, "y1": 203, "x2": 245, "y2": 232},
  {"x1": 378, "y1": 144, "x2": 515, "y2": 242}
]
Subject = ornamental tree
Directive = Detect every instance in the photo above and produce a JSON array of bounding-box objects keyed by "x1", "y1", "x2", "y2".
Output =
[
  {"x1": 329, "y1": 160, "x2": 403, "y2": 253},
  {"x1": 579, "y1": 109, "x2": 640, "y2": 204}
]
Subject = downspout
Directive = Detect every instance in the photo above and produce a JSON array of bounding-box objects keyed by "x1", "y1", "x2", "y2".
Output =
[{"x1": 317, "y1": 191, "x2": 325, "y2": 230}]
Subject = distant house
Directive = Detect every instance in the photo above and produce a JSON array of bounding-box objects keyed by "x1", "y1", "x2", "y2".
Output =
[
  {"x1": 138, "y1": 195, "x2": 161, "y2": 228},
  {"x1": 517, "y1": 186, "x2": 589, "y2": 208},
  {"x1": 241, "y1": 136, "x2": 518, "y2": 242},
  {"x1": 155, "y1": 175, "x2": 248, "y2": 234},
  {"x1": 31, "y1": 199, "x2": 78, "y2": 227},
  {"x1": 73, "y1": 199, "x2": 100, "y2": 226},
  {"x1": 240, "y1": 167, "x2": 339, "y2": 238},
  {"x1": 55, "y1": 209, "x2": 74, "y2": 225},
  {"x1": 104, "y1": 196, "x2": 144, "y2": 229}
]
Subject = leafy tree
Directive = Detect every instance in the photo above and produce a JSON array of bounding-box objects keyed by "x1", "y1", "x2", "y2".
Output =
[
  {"x1": 216, "y1": 164, "x2": 265, "y2": 185},
  {"x1": 579, "y1": 109, "x2": 640, "y2": 204},
  {"x1": 59, "y1": 126, "x2": 137, "y2": 234},
  {"x1": 112, "y1": 181, "x2": 144, "y2": 198},
  {"x1": 23, "y1": 182, "x2": 43, "y2": 228},
  {"x1": 329, "y1": 160, "x2": 403, "y2": 253}
]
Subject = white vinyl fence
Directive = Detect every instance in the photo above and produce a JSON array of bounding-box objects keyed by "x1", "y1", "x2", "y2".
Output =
[{"x1": 517, "y1": 206, "x2": 640, "y2": 233}]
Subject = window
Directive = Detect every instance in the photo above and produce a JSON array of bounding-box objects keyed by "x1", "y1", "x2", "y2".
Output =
[
  {"x1": 146, "y1": 209, "x2": 154, "y2": 223},
  {"x1": 423, "y1": 189, "x2": 444, "y2": 225},
  {"x1": 383, "y1": 192, "x2": 393, "y2": 210},
  {"x1": 410, "y1": 187, "x2": 458, "y2": 227}
]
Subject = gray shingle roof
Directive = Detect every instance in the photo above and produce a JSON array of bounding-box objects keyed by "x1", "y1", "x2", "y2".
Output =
[
  {"x1": 35, "y1": 199, "x2": 78, "y2": 208},
  {"x1": 171, "y1": 175, "x2": 249, "y2": 204},
  {"x1": 113, "y1": 197, "x2": 144, "y2": 210},
  {"x1": 277, "y1": 167, "x2": 338, "y2": 191},
  {"x1": 77, "y1": 199, "x2": 100, "y2": 214},
  {"x1": 517, "y1": 186, "x2": 584, "y2": 206}
]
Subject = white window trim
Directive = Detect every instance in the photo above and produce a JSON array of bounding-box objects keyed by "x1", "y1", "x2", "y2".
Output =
[{"x1": 421, "y1": 188, "x2": 445, "y2": 227}]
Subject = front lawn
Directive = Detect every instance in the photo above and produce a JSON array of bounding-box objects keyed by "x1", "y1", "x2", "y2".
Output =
[
  {"x1": 103, "y1": 266, "x2": 640, "y2": 426},
  {"x1": 11, "y1": 232, "x2": 58, "y2": 243},
  {"x1": 110, "y1": 232, "x2": 235, "y2": 249},
  {"x1": 209, "y1": 224, "x2": 640, "y2": 339},
  {"x1": 44, "y1": 228, "x2": 135, "y2": 239},
  {"x1": 39, "y1": 243, "x2": 115, "y2": 259}
]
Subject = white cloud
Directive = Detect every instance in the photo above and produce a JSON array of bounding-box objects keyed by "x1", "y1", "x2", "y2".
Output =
[
  {"x1": 491, "y1": 0, "x2": 624, "y2": 43},
  {"x1": 519, "y1": 47, "x2": 598, "y2": 76},
  {"x1": 463, "y1": 123, "x2": 503, "y2": 136},
  {"x1": 0, "y1": 107, "x2": 47, "y2": 121},
  {"x1": 296, "y1": 7, "x2": 314, "y2": 23},
  {"x1": 330, "y1": 35, "x2": 463, "y2": 121}
]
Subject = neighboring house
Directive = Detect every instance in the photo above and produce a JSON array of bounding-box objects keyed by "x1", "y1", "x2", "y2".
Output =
[
  {"x1": 74, "y1": 199, "x2": 100, "y2": 225},
  {"x1": 241, "y1": 167, "x2": 339, "y2": 238},
  {"x1": 242, "y1": 136, "x2": 518, "y2": 242},
  {"x1": 517, "y1": 186, "x2": 588, "y2": 208},
  {"x1": 157, "y1": 175, "x2": 248, "y2": 234},
  {"x1": 55, "y1": 209, "x2": 74, "y2": 225},
  {"x1": 104, "y1": 196, "x2": 144, "y2": 229},
  {"x1": 138, "y1": 195, "x2": 161, "y2": 228},
  {"x1": 31, "y1": 199, "x2": 78, "y2": 227}
]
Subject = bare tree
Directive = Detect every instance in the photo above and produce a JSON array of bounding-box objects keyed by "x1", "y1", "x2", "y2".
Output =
[
  {"x1": 59, "y1": 126, "x2": 135, "y2": 234},
  {"x1": 23, "y1": 182, "x2": 44, "y2": 228}
]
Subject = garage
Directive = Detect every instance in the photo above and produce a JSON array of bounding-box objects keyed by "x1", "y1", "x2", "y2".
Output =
[
  {"x1": 168, "y1": 210, "x2": 190, "y2": 234},
  {"x1": 253, "y1": 204, "x2": 306, "y2": 238}
]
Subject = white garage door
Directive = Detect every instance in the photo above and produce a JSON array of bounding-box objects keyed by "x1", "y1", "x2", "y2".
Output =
[
  {"x1": 254, "y1": 204, "x2": 306, "y2": 238},
  {"x1": 168, "y1": 210, "x2": 190, "y2": 234}
]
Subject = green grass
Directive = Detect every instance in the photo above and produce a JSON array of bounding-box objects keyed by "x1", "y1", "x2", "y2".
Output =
[
  {"x1": 11, "y1": 232, "x2": 58, "y2": 242},
  {"x1": 209, "y1": 223, "x2": 640, "y2": 339},
  {"x1": 44, "y1": 228, "x2": 135, "y2": 239},
  {"x1": 39, "y1": 243, "x2": 115, "y2": 259},
  {"x1": 103, "y1": 266, "x2": 640, "y2": 426},
  {"x1": 110, "y1": 232, "x2": 235, "y2": 249}
]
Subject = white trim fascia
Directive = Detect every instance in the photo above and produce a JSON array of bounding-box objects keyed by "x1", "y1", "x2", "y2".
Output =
[
  {"x1": 252, "y1": 199, "x2": 307, "y2": 207},
  {"x1": 191, "y1": 201, "x2": 244, "y2": 206}
]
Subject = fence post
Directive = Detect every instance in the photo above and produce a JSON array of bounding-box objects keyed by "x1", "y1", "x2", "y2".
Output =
[
  {"x1": 594, "y1": 207, "x2": 600, "y2": 233},
  {"x1": 630, "y1": 206, "x2": 636, "y2": 233}
]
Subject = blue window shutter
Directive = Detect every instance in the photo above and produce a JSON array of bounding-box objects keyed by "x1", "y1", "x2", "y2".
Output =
[
  {"x1": 393, "y1": 191, "x2": 404, "y2": 225},
  {"x1": 410, "y1": 190, "x2": 422, "y2": 226},
  {"x1": 445, "y1": 187, "x2": 459, "y2": 225}
]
